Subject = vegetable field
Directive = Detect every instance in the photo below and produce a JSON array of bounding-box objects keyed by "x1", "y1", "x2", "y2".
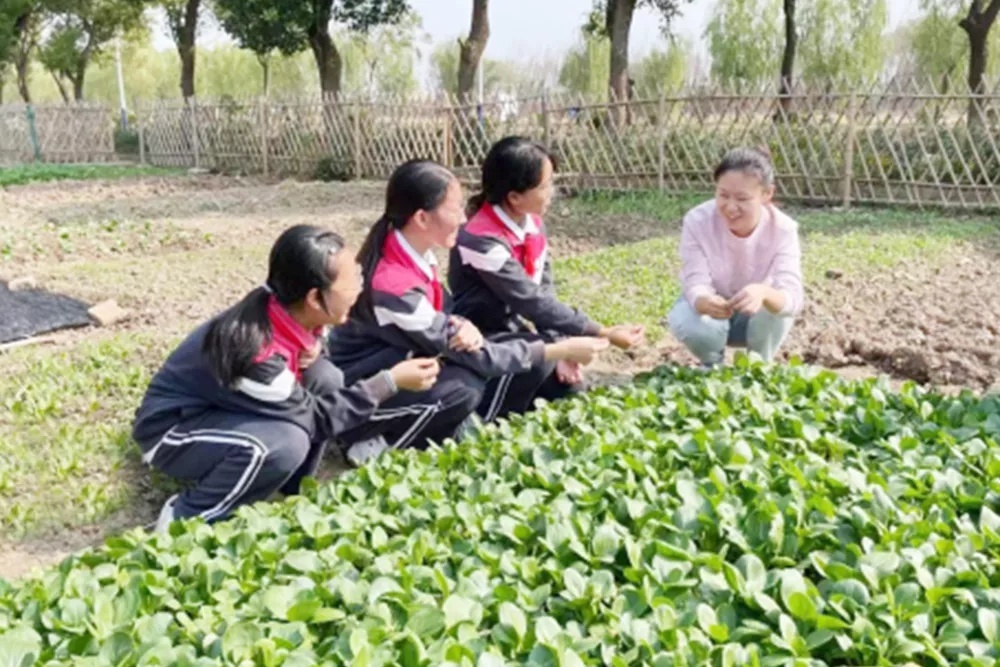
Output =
[
  {"x1": 2, "y1": 361, "x2": 1000, "y2": 665},
  {"x1": 0, "y1": 168, "x2": 998, "y2": 664}
]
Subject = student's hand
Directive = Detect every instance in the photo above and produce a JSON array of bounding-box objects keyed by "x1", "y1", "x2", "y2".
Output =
[
  {"x1": 299, "y1": 341, "x2": 323, "y2": 370},
  {"x1": 600, "y1": 324, "x2": 645, "y2": 350},
  {"x1": 548, "y1": 336, "x2": 611, "y2": 365},
  {"x1": 390, "y1": 358, "x2": 441, "y2": 392},
  {"x1": 728, "y1": 284, "x2": 768, "y2": 316},
  {"x1": 448, "y1": 316, "x2": 484, "y2": 352},
  {"x1": 555, "y1": 359, "x2": 584, "y2": 385},
  {"x1": 695, "y1": 294, "x2": 733, "y2": 320}
]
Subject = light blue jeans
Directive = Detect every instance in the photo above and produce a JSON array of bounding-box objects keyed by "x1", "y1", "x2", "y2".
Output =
[{"x1": 667, "y1": 297, "x2": 794, "y2": 367}]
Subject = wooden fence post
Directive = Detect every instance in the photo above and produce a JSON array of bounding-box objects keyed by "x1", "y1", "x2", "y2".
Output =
[
  {"x1": 353, "y1": 100, "x2": 363, "y2": 179},
  {"x1": 188, "y1": 96, "x2": 200, "y2": 169},
  {"x1": 135, "y1": 99, "x2": 146, "y2": 165},
  {"x1": 841, "y1": 90, "x2": 858, "y2": 208},
  {"x1": 541, "y1": 88, "x2": 551, "y2": 147},
  {"x1": 657, "y1": 88, "x2": 666, "y2": 191},
  {"x1": 259, "y1": 96, "x2": 269, "y2": 178},
  {"x1": 442, "y1": 100, "x2": 453, "y2": 168}
]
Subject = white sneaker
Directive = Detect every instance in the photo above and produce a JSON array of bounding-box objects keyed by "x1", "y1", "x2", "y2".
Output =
[
  {"x1": 154, "y1": 494, "x2": 178, "y2": 534},
  {"x1": 346, "y1": 436, "x2": 388, "y2": 467}
]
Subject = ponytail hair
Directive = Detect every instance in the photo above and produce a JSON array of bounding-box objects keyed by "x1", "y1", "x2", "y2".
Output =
[
  {"x1": 467, "y1": 135, "x2": 555, "y2": 216},
  {"x1": 354, "y1": 159, "x2": 455, "y2": 318},
  {"x1": 204, "y1": 224, "x2": 345, "y2": 386}
]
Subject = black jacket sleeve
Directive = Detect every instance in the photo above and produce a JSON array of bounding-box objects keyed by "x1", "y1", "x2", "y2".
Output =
[
  {"x1": 372, "y1": 286, "x2": 545, "y2": 378},
  {"x1": 455, "y1": 232, "x2": 601, "y2": 337}
]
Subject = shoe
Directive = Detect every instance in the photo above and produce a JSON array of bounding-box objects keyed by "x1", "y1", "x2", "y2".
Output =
[
  {"x1": 346, "y1": 436, "x2": 388, "y2": 467},
  {"x1": 154, "y1": 494, "x2": 178, "y2": 534}
]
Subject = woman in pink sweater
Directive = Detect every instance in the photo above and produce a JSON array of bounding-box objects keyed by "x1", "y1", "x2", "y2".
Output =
[{"x1": 667, "y1": 147, "x2": 803, "y2": 367}]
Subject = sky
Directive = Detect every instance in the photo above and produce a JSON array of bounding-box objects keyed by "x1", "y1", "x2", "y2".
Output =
[{"x1": 151, "y1": 0, "x2": 924, "y2": 79}]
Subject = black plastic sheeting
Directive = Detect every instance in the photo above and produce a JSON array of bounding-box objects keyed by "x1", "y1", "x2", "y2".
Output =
[{"x1": 0, "y1": 282, "x2": 92, "y2": 344}]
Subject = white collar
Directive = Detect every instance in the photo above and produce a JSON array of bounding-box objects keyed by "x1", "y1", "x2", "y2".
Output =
[
  {"x1": 394, "y1": 230, "x2": 437, "y2": 280},
  {"x1": 492, "y1": 205, "x2": 539, "y2": 242}
]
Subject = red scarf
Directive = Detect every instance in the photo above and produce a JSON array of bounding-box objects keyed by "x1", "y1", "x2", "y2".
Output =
[
  {"x1": 383, "y1": 231, "x2": 443, "y2": 311},
  {"x1": 481, "y1": 205, "x2": 546, "y2": 278}
]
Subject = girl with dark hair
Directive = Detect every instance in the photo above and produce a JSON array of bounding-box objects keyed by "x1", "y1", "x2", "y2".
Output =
[
  {"x1": 132, "y1": 224, "x2": 439, "y2": 532},
  {"x1": 449, "y1": 136, "x2": 644, "y2": 405},
  {"x1": 329, "y1": 159, "x2": 609, "y2": 461},
  {"x1": 667, "y1": 146, "x2": 803, "y2": 367}
]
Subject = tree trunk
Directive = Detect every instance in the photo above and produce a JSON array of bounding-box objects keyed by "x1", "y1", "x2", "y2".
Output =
[
  {"x1": 607, "y1": 0, "x2": 636, "y2": 127},
  {"x1": 14, "y1": 10, "x2": 34, "y2": 103},
  {"x1": 778, "y1": 0, "x2": 796, "y2": 117},
  {"x1": 259, "y1": 56, "x2": 271, "y2": 98},
  {"x1": 176, "y1": 0, "x2": 200, "y2": 99},
  {"x1": 457, "y1": 0, "x2": 489, "y2": 102},
  {"x1": 960, "y1": 0, "x2": 1000, "y2": 128},
  {"x1": 16, "y1": 55, "x2": 30, "y2": 102},
  {"x1": 309, "y1": 27, "x2": 342, "y2": 96},
  {"x1": 51, "y1": 72, "x2": 69, "y2": 103}
]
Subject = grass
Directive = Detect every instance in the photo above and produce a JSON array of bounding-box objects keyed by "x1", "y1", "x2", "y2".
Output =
[
  {"x1": 0, "y1": 335, "x2": 174, "y2": 538},
  {"x1": 0, "y1": 163, "x2": 184, "y2": 187}
]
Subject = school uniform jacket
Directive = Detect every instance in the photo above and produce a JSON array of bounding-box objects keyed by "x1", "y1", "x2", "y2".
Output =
[
  {"x1": 328, "y1": 230, "x2": 545, "y2": 383},
  {"x1": 448, "y1": 204, "x2": 601, "y2": 338},
  {"x1": 132, "y1": 295, "x2": 397, "y2": 459}
]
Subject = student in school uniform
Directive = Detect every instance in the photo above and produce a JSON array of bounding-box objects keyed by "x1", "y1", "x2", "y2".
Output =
[
  {"x1": 132, "y1": 224, "x2": 440, "y2": 532},
  {"x1": 666, "y1": 146, "x2": 804, "y2": 367},
  {"x1": 448, "y1": 136, "x2": 645, "y2": 409},
  {"x1": 328, "y1": 159, "x2": 609, "y2": 462}
]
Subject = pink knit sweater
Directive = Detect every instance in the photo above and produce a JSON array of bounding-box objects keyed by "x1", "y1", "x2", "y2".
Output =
[{"x1": 679, "y1": 200, "x2": 804, "y2": 316}]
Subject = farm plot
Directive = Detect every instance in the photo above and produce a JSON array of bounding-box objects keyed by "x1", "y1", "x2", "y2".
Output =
[{"x1": 0, "y1": 172, "x2": 997, "y2": 583}]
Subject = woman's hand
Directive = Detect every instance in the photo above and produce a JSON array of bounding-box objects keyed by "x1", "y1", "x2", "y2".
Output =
[
  {"x1": 299, "y1": 340, "x2": 323, "y2": 370},
  {"x1": 599, "y1": 324, "x2": 646, "y2": 350},
  {"x1": 695, "y1": 294, "x2": 733, "y2": 320},
  {"x1": 555, "y1": 359, "x2": 583, "y2": 385},
  {"x1": 728, "y1": 284, "x2": 770, "y2": 315},
  {"x1": 389, "y1": 358, "x2": 441, "y2": 392},
  {"x1": 447, "y1": 316, "x2": 484, "y2": 352}
]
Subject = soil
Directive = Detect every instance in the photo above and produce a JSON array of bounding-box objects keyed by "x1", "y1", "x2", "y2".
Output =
[{"x1": 0, "y1": 173, "x2": 997, "y2": 580}]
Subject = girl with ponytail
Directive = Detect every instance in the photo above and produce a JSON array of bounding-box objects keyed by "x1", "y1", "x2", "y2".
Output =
[
  {"x1": 132, "y1": 224, "x2": 439, "y2": 532},
  {"x1": 329, "y1": 160, "x2": 609, "y2": 463},
  {"x1": 449, "y1": 136, "x2": 645, "y2": 404}
]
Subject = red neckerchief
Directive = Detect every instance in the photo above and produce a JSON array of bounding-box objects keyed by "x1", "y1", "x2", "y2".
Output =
[
  {"x1": 383, "y1": 230, "x2": 443, "y2": 311},
  {"x1": 259, "y1": 295, "x2": 318, "y2": 380},
  {"x1": 480, "y1": 205, "x2": 545, "y2": 278}
]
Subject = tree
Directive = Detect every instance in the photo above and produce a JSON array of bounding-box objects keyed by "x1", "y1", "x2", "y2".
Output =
[
  {"x1": 217, "y1": 0, "x2": 408, "y2": 96},
  {"x1": 559, "y1": 35, "x2": 610, "y2": 98},
  {"x1": 0, "y1": 0, "x2": 36, "y2": 103},
  {"x1": 160, "y1": 0, "x2": 202, "y2": 99},
  {"x1": 959, "y1": 0, "x2": 1000, "y2": 124},
  {"x1": 456, "y1": 0, "x2": 489, "y2": 102},
  {"x1": 797, "y1": 0, "x2": 888, "y2": 87},
  {"x1": 779, "y1": 0, "x2": 796, "y2": 110},
  {"x1": 705, "y1": 0, "x2": 782, "y2": 90},
  {"x1": 215, "y1": 0, "x2": 308, "y2": 96},
  {"x1": 338, "y1": 12, "x2": 426, "y2": 97},
  {"x1": 37, "y1": 0, "x2": 146, "y2": 101},
  {"x1": 632, "y1": 38, "x2": 689, "y2": 92},
  {"x1": 430, "y1": 41, "x2": 536, "y2": 96},
  {"x1": 588, "y1": 0, "x2": 693, "y2": 123}
]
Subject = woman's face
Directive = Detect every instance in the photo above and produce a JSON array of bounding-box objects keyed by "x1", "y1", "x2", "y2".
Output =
[
  {"x1": 508, "y1": 157, "x2": 554, "y2": 217},
  {"x1": 319, "y1": 248, "x2": 363, "y2": 325},
  {"x1": 715, "y1": 169, "x2": 774, "y2": 237},
  {"x1": 422, "y1": 179, "x2": 467, "y2": 249}
]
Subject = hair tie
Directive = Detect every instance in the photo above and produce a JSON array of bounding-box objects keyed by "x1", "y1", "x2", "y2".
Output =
[{"x1": 261, "y1": 283, "x2": 274, "y2": 294}]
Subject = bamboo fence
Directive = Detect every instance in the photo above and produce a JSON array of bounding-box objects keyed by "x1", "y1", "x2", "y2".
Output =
[
  {"x1": 0, "y1": 102, "x2": 115, "y2": 165},
  {"x1": 5, "y1": 77, "x2": 1000, "y2": 211}
]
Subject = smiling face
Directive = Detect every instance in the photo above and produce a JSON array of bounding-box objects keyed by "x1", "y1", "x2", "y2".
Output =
[
  {"x1": 714, "y1": 169, "x2": 775, "y2": 237},
  {"x1": 417, "y1": 179, "x2": 466, "y2": 249},
  {"x1": 507, "y1": 156, "x2": 555, "y2": 218}
]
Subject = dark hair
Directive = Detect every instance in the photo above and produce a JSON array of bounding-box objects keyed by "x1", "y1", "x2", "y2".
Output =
[
  {"x1": 467, "y1": 136, "x2": 555, "y2": 215},
  {"x1": 203, "y1": 224, "x2": 345, "y2": 386},
  {"x1": 354, "y1": 159, "x2": 455, "y2": 317},
  {"x1": 713, "y1": 146, "x2": 775, "y2": 188}
]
